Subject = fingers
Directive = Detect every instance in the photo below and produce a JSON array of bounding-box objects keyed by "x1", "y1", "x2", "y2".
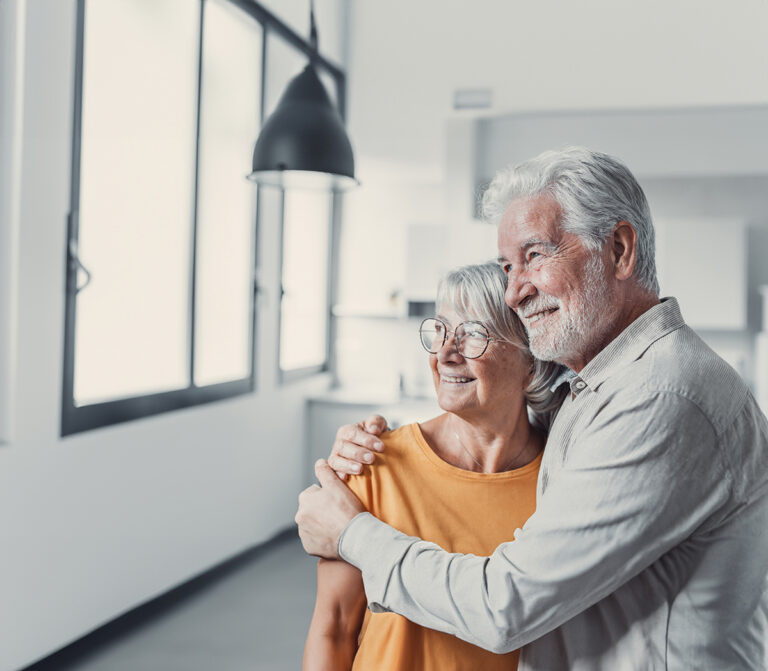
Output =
[
  {"x1": 314, "y1": 458, "x2": 343, "y2": 489},
  {"x1": 339, "y1": 439, "x2": 377, "y2": 464},
  {"x1": 334, "y1": 423, "x2": 385, "y2": 453},
  {"x1": 328, "y1": 453, "x2": 359, "y2": 478},
  {"x1": 363, "y1": 414, "x2": 388, "y2": 435}
]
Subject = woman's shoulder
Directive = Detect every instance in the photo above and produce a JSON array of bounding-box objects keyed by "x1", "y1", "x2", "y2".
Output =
[{"x1": 375, "y1": 423, "x2": 422, "y2": 462}]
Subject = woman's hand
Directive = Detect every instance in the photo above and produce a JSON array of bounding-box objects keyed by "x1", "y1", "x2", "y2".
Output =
[{"x1": 328, "y1": 415, "x2": 388, "y2": 479}]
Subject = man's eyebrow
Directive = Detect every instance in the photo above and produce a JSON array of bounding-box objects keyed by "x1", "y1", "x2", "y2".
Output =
[
  {"x1": 521, "y1": 238, "x2": 556, "y2": 251},
  {"x1": 497, "y1": 239, "x2": 556, "y2": 264}
]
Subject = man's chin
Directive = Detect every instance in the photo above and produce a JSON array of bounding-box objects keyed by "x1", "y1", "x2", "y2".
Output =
[{"x1": 528, "y1": 336, "x2": 569, "y2": 363}]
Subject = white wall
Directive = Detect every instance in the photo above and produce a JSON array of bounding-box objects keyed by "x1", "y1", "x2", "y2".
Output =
[{"x1": 0, "y1": 1, "x2": 345, "y2": 669}]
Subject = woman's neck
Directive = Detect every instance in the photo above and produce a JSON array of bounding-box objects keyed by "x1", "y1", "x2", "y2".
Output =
[{"x1": 422, "y1": 407, "x2": 543, "y2": 474}]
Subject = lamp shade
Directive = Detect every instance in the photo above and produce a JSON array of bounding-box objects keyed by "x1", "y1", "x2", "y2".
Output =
[{"x1": 247, "y1": 63, "x2": 357, "y2": 190}]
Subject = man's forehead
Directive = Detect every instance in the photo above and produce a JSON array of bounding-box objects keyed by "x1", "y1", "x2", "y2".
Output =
[
  {"x1": 499, "y1": 194, "x2": 561, "y2": 232},
  {"x1": 497, "y1": 219, "x2": 562, "y2": 258}
]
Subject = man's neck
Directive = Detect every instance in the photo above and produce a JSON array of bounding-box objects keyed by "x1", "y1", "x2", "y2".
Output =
[{"x1": 563, "y1": 292, "x2": 661, "y2": 373}]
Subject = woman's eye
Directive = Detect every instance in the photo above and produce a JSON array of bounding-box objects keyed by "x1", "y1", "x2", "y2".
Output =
[{"x1": 464, "y1": 326, "x2": 485, "y2": 338}]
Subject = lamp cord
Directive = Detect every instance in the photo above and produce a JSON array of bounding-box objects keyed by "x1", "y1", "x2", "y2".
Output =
[{"x1": 309, "y1": 0, "x2": 318, "y2": 52}]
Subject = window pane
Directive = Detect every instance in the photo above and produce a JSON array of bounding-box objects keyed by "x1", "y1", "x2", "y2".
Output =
[
  {"x1": 193, "y1": 0, "x2": 261, "y2": 386},
  {"x1": 74, "y1": 0, "x2": 199, "y2": 404},
  {"x1": 279, "y1": 191, "x2": 332, "y2": 371}
]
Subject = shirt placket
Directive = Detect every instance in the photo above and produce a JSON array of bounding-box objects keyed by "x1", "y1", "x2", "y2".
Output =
[{"x1": 538, "y1": 376, "x2": 590, "y2": 500}]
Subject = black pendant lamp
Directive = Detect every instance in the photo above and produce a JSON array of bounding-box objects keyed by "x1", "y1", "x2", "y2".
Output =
[{"x1": 247, "y1": 2, "x2": 357, "y2": 191}]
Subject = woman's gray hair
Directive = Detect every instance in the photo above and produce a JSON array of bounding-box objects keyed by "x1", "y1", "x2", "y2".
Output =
[
  {"x1": 481, "y1": 146, "x2": 660, "y2": 295},
  {"x1": 436, "y1": 261, "x2": 565, "y2": 416}
]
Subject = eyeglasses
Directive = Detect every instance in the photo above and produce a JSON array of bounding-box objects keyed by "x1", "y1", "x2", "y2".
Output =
[{"x1": 418, "y1": 318, "x2": 495, "y2": 359}]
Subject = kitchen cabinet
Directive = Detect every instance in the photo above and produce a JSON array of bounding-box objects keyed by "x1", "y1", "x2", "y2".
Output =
[{"x1": 655, "y1": 218, "x2": 746, "y2": 330}]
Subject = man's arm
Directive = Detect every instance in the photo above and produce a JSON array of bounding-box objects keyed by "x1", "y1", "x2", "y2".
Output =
[
  {"x1": 303, "y1": 559, "x2": 367, "y2": 670},
  {"x1": 336, "y1": 391, "x2": 729, "y2": 653}
]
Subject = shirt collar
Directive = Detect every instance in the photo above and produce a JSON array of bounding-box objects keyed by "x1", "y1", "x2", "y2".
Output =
[
  {"x1": 550, "y1": 367, "x2": 577, "y2": 392},
  {"x1": 574, "y1": 297, "x2": 685, "y2": 392}
]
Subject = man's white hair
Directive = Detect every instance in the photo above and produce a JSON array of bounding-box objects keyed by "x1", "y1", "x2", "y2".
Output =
[{"x1": 481, "y1": 146, "x2": 660, "y2": 295}]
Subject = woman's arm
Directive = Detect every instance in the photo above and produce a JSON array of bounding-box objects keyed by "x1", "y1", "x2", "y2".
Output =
[{"x1": 303, "y1": 558, "x2": 368, "y2": 670}]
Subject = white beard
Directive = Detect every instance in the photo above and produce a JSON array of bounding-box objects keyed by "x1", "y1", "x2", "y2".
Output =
[{"x1": 521, "y1": 254, "x2": 610, "y2": 363}]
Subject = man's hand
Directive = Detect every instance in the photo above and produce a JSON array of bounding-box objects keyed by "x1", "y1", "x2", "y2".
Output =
[
  {"x1": 296, "y1": 459, "x2": 366, "y2": 559},
  {"x1": 329, "y1": 414, "x2": 388, "y2": 480}
]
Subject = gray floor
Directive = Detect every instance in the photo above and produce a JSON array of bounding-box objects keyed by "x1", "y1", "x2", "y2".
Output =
[{"x1": 54, "y1": 536, "x2": 318, "y2": 671}]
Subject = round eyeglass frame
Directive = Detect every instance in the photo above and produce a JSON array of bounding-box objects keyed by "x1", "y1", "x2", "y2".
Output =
[{"x1": 418, "y1": 318, "x2": 496, "y2": 359}]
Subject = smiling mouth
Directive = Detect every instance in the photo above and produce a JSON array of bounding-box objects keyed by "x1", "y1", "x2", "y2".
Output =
[
  {"x1": 440, "y1": 375, "x2": 475, "y2": 384},
  {"x1": 524, "y1": 307, "x2": 559, "y2": 326}
]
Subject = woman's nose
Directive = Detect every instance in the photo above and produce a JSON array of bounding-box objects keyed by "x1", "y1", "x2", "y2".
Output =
[{"x1": 436, "y1": 332, "x2": 463, "y2": 362}]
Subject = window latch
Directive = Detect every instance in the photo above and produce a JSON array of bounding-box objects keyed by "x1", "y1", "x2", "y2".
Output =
[{"x1": 67, "y1": 238, "x2": 92, "y2": 294}]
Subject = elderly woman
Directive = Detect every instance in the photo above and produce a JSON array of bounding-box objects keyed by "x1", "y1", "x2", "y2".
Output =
[{"x1": 302, "y1": 262, "x2": 564, "y2": 671}]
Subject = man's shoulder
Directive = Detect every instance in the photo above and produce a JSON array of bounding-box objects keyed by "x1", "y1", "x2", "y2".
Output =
[{"x1": 609, "y1": 324, "x2": 750, "y2": 433}]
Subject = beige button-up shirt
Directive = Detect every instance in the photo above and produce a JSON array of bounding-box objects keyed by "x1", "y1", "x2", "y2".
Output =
[{"x1": 339, "y1": 299, "x2": 768, "y2": 670}]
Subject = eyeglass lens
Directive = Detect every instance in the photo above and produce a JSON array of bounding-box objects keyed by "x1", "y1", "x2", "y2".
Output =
[{"x1": 419, "y1": 319, "x2": 489, "y2": 358}]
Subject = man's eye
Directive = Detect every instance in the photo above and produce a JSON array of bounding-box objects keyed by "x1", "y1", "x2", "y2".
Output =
[
  {"x1": 527, "y1": 251, "x2": 542, "y2": 262},
  {"x1": 500, "y1": 263, "x2": 512, "y2": 275}
]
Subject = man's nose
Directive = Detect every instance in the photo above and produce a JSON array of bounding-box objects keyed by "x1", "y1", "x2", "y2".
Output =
[{"x1": 504, "y1": 270, "x2": 536, "y2": 309}]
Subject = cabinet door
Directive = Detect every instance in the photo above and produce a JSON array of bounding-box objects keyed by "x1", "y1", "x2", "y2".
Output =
[{"x1": 655, "y1": 218, "x2": 746, "y2": 330}]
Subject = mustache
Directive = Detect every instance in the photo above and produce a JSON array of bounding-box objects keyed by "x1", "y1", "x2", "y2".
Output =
[{"x1": 516, "y1": 296, "x2": 560, "y2": 319}]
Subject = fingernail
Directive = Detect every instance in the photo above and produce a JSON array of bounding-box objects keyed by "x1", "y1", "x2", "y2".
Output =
[
  {"x1": 373, "y1": 441, "x2": 384, "y2": 451},
  {"x1": 352, "y1": 464, "x2": 361, "y2": 474},
  {"x1": 363, "y1": 453, "x2": 374, "y2": 463}
]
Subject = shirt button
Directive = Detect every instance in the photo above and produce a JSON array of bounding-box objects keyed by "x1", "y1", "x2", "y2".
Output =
[{"x1": 575, "y1": 381, "x2": 586, "y2": 390}]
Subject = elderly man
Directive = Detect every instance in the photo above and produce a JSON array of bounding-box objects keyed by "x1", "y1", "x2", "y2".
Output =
[{"x1": 296, "y1": 147, "x2": 768, "y2": 669}]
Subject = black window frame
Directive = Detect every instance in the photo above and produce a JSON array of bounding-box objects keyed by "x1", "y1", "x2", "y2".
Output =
[{"x1": 62, "y1": 0, "x2": 347, "y2": 435}]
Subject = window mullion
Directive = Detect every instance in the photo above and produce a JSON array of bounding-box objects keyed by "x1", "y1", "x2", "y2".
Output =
[{"x1": 188, "y1": 0, "x2": 206, "y2": 389}]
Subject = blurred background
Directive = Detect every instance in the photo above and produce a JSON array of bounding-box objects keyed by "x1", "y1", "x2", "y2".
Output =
[{"x1": 1, "y1": 0, "x2": 767, "y2": 669}]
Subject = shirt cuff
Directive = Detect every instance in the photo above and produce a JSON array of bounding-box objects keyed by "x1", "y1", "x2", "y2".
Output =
[{"x1": 338, "y1": 511, "x2": 380, "y2": 566}]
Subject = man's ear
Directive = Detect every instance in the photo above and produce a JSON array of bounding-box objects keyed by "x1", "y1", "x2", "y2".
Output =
[{"x1": 610, "y1": 221, "x2": 638, "y2": 281}]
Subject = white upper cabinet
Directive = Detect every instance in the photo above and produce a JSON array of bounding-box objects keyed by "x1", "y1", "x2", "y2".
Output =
[{"x1": 655, "y1": 218, "x2": 746, "y2": 330}]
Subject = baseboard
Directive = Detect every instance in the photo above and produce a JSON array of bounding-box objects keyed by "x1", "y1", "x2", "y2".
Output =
[{"x1": 19, "y1": 526, "x2": 297, "y2": 671}]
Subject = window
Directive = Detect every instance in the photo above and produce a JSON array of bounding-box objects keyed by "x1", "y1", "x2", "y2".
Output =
[
  {"x1": 279, "y1": 189, "x2": 333, "y2": 375},
  {"x1": 63, "y1": 0, "x2": 346, "y2": 434}
]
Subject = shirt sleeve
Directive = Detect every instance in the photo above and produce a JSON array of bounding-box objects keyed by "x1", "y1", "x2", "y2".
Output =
[{"x1": 338, "y1": 390, "x2": 732, "y2": 653}]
